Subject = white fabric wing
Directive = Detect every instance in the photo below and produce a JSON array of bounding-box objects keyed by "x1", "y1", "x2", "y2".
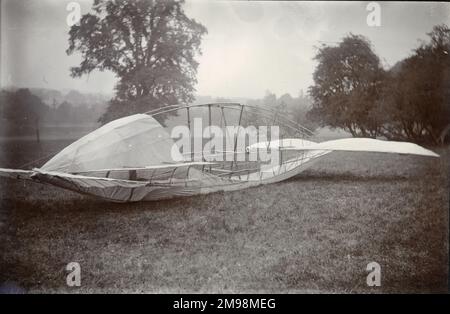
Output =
[
  {"x1": 41, "y1": 114, "x2": 183, "y2": 173},
  {"x1": 283, "y1": 138, "x2": 439, "y2": 157}
]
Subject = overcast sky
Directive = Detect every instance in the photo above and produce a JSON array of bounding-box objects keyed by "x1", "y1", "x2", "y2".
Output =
[{"x1": 1, "y1": 0, "x2": 449, "y2": 99}]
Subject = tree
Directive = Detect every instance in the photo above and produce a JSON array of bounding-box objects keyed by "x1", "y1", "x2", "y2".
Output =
[
  {"x1": 381, "y1": 24, "x2": 450, "y2": 144},
  {"x1": 308, "y1": 34, "x2": 385, "y2": 137},
  {"x1": 290, "y1": 91, "x2": 318, "y2": 132},
  {"x1": 1, "y1": 88, "x2": 49, "y2": 139},
  {"x1": 67, "y1": 0, "x2": 207, "y2": 123},
  {"x1": 241, "y1": 91, "x2": 317, "y2": 136}
]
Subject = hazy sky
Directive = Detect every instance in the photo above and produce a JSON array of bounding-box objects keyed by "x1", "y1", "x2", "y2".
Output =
[{"x1": 1, "y1": 0, "x2": 449, "y2": 98}]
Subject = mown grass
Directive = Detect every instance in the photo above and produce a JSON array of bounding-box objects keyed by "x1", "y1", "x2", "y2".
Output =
[{"x1": 0, "y1": 138, "x2": 448, "y2": 293}]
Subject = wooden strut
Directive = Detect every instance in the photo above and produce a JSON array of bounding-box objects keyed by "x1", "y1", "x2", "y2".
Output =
[
  {"x1": 231, "y1": 105, "x2": 244, "y2": 170},
  {"x1": 146, "y1": 103, "x2": 314, "y2": 138},
  {"x1": 185, "y1": 166, "x2": 191, "y2": 187},
  {"x1": 209, "y1": 104, "x2": 212, "y2": 172},
  {"x1": 169, "y1": 167, "x2": 177, "y2": 184},
  {"x1": 203, "y1": 105, "x2": 212, "y2": 173},
  {"x1": 149, "y1": 169, "x2": 155, "y2": 184},
  {"x1": 187, "y1": 106, "x2": 193, "y2": 162},
  {"x1": 220, "y1": 106, "x2": 227, "y2": 169}
]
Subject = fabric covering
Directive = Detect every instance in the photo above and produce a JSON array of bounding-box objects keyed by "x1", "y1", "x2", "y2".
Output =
[
  {"x1": 31, "y1": 169, "x2": 152, "y2": 202},
  {"x1": 282, "y1": 138, "x2": 439, "y2": 157},
  {"x1": 249, "y1": 138, "x2": 439, "y2": 157},
  {"x1": 0, "y1": 168, "x2": 34, "y2": 180},
  {"x1": 0, "y1": 110, "x2": 440, "y2": 202},
  {"x1": 41, "y1": 114, "x2": 184, "y2": 173},
  {"x1": 247, "y1": 138, "x2": 317, "y2": 151}
]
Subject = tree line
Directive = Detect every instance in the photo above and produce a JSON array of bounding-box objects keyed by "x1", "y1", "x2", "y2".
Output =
[
  {"x1": 0, "y1": 88, "x2": 107, "y2": 136},
  {"x1": 308, "y1": 24, "x2": 450, "y2": 145},
  {"x1": 5, "y1": 1, "x2": 446, "y2": 145},
  {"x1": 67, "y1": 1, "x2": 448, "y2": 145}
]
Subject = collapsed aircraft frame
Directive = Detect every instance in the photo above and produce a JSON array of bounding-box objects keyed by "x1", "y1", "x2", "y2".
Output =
[{"x1": 0, "y1": 103, "x2": 439, "y2": 202}]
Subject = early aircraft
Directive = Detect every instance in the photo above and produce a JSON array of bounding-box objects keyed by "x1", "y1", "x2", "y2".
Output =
[{"x1": 0, "y1": 103, "x2": 439, "y2": 202}]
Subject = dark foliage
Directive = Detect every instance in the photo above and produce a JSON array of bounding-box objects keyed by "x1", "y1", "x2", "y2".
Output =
[
  {"x1": 380, "y1": 25, "x2": 450, "y2": 144},
  {"x1": 0, "y1": 88, "x2": 108, "y2": 136},
  {"x1": 67, "y1": 0, "x2": 207, "y2": 124},
  {"x1": 308, "y1": 25, "x2": 450, "y2": 144},
  {"x1": 0, "y1": 89, "x2": 47, "y2": 136},
  {"x1": 308, "y1": 34, "x2": 385, "y2": 137}
]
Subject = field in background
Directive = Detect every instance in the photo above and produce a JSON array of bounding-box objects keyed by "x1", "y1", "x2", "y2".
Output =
[{"x1": 0, "y1": 130, "x2": 448, "y2": 293}]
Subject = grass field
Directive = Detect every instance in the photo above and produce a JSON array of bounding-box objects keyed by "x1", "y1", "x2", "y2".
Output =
[{"x1": 0, "y1": 137, "x2": 448, "y2": 293}]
